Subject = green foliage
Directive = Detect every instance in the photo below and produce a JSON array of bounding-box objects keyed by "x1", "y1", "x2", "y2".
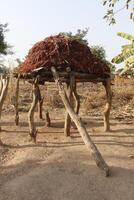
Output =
[
  {"x1": 112, "y1": 32, "x2": 134, "y2": 75},
  {"x1": 116, "y1": 68, "x2": 123, "y2": 74},
  {"x1": 107, "y1": 61, "x2": 116, "y2": 72},
  {"x1": 102, "y1": 0, "x2": 134, "y2": 25},
  {"x1": 60, "y1": 28, "x2": 89, "y2": 45},
  {"x1": 0, "y1": 23, "x2": 9, "y2": 55},
  {"x1": 0, "y1": 23, "x2": 12, "y2": 74},
  {"x1": 61, "y1": 29, "x2": 115, "y2": 72},
  {"x1": 90, "y1": 45, "x2": 115, "y2": 72},
  {"x1": 61, "y1": 29, "x2": 107, "y2": 59},
  {"x1": 90, "y1": 45, "x2": 106, "y2": 60},
  {"x1": 117, "y1": 32, "x2": 134, "y2": 41},
  {"x1": 0, "y1": 64, "x2": 9, "y2": 74}
]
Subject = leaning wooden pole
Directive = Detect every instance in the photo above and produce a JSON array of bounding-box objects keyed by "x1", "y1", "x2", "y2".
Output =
[
  {"x1": 28, "y1": 78, "x2": 39, "y2": 142},
  {"x1": 14, "y1": 74, "x2": 20, "y2": 125},
  {"x1": 51, "y1": 67, "x2": 110, "y2": 176}
]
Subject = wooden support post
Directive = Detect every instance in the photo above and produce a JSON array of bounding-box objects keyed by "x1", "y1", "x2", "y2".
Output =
[
  {"x1": 0, "y1": 76, "x2": 9, "y2": 132},
  {"x1": 28, "y1": 78, "x2": 39, "y2": 142},
  {"x1": 73, "y1": 82, "x2": 80, "y2": 114},
  {"x1": 0, "y1": 75, "x2": 3, "y2": 95},
  {"x1": 38, "y1": 97, "x2": 44, "y2": 119},
  {"x1": 103, "y1": 79, "x2": 112, "y2": 132},
  {"x1": 45, "y1": 111, "x2": 51, "y2": 127},
  {"x1": 37, "y1": 85, "x2": 44, "y2": 119},
  {"x1": 64, "y1": 76, "x2": 74, "y2": 137},
  {"x1": 14, "y1": 75, "x2": 20, "y2": 125},
  {"x1": 51, "y1": 67, "x2": 110, "y2": 176}
]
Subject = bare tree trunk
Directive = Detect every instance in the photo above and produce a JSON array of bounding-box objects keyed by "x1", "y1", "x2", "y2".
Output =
[
  {"x1": 14, "y1": 75, "x2": 20, "y2": 125},
  {"x1": 51, "y1": 67, "x2": 110, "y2": 176},
  {"x1": 103, "y1": 79, "x2": 112, "y2": 132},
  {"x1": 28, "y1": 79, "x2": 39, "y2": 142},
  {"x1": 0, "y1": 76, "x2": 9, "y2": 132}
]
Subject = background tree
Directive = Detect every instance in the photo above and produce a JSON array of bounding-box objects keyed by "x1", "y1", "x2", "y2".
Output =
[
  {"x1": 0, "y1": 23, "x2": 12, "y2": 73},
  {"x1": 60, "y1": 28, "x2": 89, "y2": 45},
  {"x1": 112, "y1": 32, "x2": 134, "y2": 75},
  {"x1": 90, "y1": 45, "x2": 106, "y2": 60},
  {"x1": 0, "y1": 23, "x2": 10, "y2": 55},
  {"x1": 61, "y1": 29, "x2": 115, "y2": 72},
  {"x1": 102, "y1": 0, "x2": 134, "y2": 25}
]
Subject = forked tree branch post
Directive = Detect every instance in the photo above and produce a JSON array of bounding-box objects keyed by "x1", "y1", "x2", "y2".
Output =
[
  {"x1": 45, "y1": 111, "x2": 51, "y2": 127},
  {"x1": 37, "y1": 85, "x2": 44, "y2": 119},
  {"x1": 28, "y1": 77, "x2": 39, "y2": 143},
  {"x1": 36, "y1": 84, "x2": 51, "y2": 126},
  {"x1": 14, "y1": 74, "x2": 20, "y2": 125},
  {"x1": 64, "y1": 78, "x2": 74, "y2": 136},
  {"x1": 103, "y1": 79, "x2": 112, "y2": 132},
  {"x1": 39, "y1": 97, "x2": 44, "y2": 119},
  {"x1": 51, "y1": 66, "x2": 110, "y2": 176},
  {"x1": 73, "y1": 82, "x2": 80, "y2": 115},
  {"x1": 0, "y1": 75, "x2": 3, "y2": 95},
  {"x1": 0, "y1": 76, "x2": 9, "y2": 135}
]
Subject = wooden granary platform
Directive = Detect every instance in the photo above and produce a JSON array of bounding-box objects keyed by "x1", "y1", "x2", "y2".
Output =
[{"x1": 13, "y1": 35, "x2": 113, "y2": 176}]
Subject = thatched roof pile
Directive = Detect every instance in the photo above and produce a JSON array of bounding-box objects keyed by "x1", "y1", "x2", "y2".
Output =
[{"x1": 18, "y1": 34, "x2": 110, "y2": 76}]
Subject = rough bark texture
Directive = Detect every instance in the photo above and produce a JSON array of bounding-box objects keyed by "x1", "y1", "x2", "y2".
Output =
[
  {"x1": 73, "y1": 82, "x2": 80, "y2": 114},
  {"x1": 103, "y1": 79, "x2": 112, "y2": 132},
  {"x1": 37, "y1": 85, "x2": 44, "y2": 119},
  {"x1": 38, "y1": 97, "x2": 44, "y2": 119},
  {"x1": 0, "y1": 76, "x2": 9, "y2": 132},
  {"x1": 0, "y1": 75, "x2": 3, "y2": 144},
  {"x1": 0, "y1": 75, "x2": 3, "y2": 95},
  {"x1": 45, "y1": 111, "x2": 51, "y2": 127},
  {"x1": 28, "y1": 79, "x2": 39, "y2": 142},
  {"x1": 15, "y1": 70, "x2": 110, "y2": 84},
  {"x1": 51, "y1": 67, "x2": 110, "y2": 176},
  {"x1": 64, "y1": 80, "x2": 74, "y2": 136},
  {"x1": 14, "y1": 75, "x2": 20, "y2": 125}
]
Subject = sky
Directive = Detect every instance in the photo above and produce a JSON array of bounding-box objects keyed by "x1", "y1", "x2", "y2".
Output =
[{"x1": 0, "y1": 0, "x2": 133, "y2": 66}]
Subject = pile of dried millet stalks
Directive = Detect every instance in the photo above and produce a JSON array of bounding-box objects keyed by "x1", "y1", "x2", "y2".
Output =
[{"x1": 19, "y1": 34, "x2": 110, "y2": 76}]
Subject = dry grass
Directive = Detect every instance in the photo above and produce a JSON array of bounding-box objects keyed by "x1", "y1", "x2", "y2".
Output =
[{"x1": 2, "y1": 77, "x2": 134, "y2": 118}]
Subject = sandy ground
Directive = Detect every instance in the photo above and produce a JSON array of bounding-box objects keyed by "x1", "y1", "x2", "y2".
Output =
[{"x1": 0, "y1": 111, "x2": 134, "y2": 200}]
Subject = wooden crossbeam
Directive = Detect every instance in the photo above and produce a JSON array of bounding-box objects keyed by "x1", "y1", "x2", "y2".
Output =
[{"x1": 14, "y1": 70, "x2": 110, "y2": 84}]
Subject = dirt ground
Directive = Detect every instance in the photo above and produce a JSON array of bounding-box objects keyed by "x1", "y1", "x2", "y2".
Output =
[{"x1": 0, "y1": 109, "x2": 134, "y2": 200}]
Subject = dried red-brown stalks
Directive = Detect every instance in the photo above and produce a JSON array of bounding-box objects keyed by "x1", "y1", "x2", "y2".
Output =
[{"x1": 19, "y1": 34, "x2": 110, "y2": 76}]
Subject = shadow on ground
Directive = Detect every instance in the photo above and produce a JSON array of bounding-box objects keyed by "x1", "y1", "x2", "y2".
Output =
[{"x1": 0, "y1": 155, "x2": 134, "y2": 200}]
